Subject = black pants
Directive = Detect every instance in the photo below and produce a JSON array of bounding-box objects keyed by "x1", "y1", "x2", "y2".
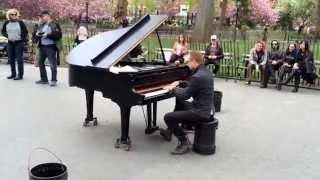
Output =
[
  {"x1": 169, "y1": 53, "x2": 184, "y2": 64},
  {"x1": 7, "y1": 41, "x2": 24, "y2": 77},
  {"x1": 205, "y1": 62, "x2": 220, "y2": 74},
  {"x1": 38, "y1": 46, "x2": 57, "y2": 81},
  {"x1": 164, "y1": 98, "x2": 210, "y2": 140},
  {"x1": 284, "y1": 69, "x2": 301, "y2": 88},
  {"x1": 277, "y1": 65, "x2": 292, "y2": 84},
  {"x1": 268, "y1": 63, "x2": 282, "y2": 81}
]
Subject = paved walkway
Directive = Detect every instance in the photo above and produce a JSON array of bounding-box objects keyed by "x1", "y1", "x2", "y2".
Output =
[{"x1": 0, "y1": 64, "x2": 320, "y2": 180}]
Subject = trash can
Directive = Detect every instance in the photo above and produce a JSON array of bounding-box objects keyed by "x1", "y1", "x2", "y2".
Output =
[
  {"x1": 29, "y1": 148, "x2": 68, "y2": 180},
  {"x1": 214, "y1": 90, "x2": 223, "y2": 112},
  {"x1": 193, "y1": 117, "x2": 218, "y2": 155}
]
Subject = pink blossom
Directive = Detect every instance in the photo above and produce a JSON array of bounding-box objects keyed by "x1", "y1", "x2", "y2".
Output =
[
  {"x1": 3, "y1": 0, "x2": 111, "y2": 19},
  {"x1": 250, "y1": 0, "x2": 279, "y2": 25}
]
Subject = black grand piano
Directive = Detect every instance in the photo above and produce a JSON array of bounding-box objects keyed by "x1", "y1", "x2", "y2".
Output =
[{"x1": 67, "y1": 15, "x2": 190, "y2": 150}]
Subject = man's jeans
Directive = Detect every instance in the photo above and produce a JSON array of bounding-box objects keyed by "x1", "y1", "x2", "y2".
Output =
[{"x1": 38, "y1": 46, "x2": 57, "y2": 81}]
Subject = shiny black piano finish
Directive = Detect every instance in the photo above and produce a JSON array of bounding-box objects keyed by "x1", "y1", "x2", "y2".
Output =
[{"x1": 67, "y1": 15, "x2": 190, "y2": 150}]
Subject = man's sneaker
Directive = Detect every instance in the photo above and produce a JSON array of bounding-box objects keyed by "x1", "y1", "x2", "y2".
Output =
[
  {"x1": 276, "y1": 84, "x2": 282, "y2": 90},
  {"x1": 171, "y1": 137, "x2": 191, "y2": 155},
  {"x1": 50, "y1": 81, "x2": 57, "y2": 87},
  {"x1": 159, "y1": 128, "x2": 172, "y2": 142},
  {"x1": 7, "y1": 75, "x2": 15, "y2": 79},
  {"x1": 292, "y1": 87, "x2": 298, "y2": 93},
  {"x1": 35, "y1": 80, "x2": 49, "y2": 84},
  {"x1": 260, "y1": 84, "x2": 267, "y2": 88},
  {"x1": 13, "y1": 76, "x2": 23, "y2": 80}
]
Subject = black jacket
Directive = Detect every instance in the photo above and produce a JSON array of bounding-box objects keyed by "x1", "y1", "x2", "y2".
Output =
[
  {"x1": 268, "y1": 49, "x2": 283, "y2": 63},
  {"x1": 33, "y1": 21, "x2": 62, "y2": 47},
  {"x1": 283, "y1": 50, "x2": 297, "y2": 65},
  {"x1": 174, "y1": 65, "x2": 214, "y2": 118},
  {"x1": 296, "y1": 50, "x2": 315, "y2": 74},
  {"x1": 1, "y1": 20, "x2": 28, "y2": 42},
  {"x1": 204, "y1": 45, "x2": 224, "y2": 65}
]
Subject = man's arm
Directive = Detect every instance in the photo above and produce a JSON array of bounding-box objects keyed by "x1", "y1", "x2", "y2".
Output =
[
  {"x1": 46, "y1": 22, "x2": 62, "y2": 41},
  {"x1": 173, "y1": 76, "x2": 199, "y2": 101}
]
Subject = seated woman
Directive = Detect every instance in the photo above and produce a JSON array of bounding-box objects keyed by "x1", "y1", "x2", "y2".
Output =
[
  {"x1": 169, "y1": 34, "x2": 188, "y2": 64},
  {"x1": 246, "y1": 40, "x2": 268, "y2": 88},
  {"x1": 74, "y1": 26, "x2": 89, "y2": 46},
  {"x1": 276, "y1": 43, "x2": 297, "y2": 90},
  {"x1": 204, "y1": 34, "x2": 224, "y2": 74},
  {"x1": 283, "y1": 40, "x2": 316, "y2": 92}
]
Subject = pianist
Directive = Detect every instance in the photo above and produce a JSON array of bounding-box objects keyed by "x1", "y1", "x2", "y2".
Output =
[{"x1": 161, "y1": 52, "x2": 214, "y2": 155}]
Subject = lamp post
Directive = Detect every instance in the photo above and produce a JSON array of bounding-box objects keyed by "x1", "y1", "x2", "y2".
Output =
[
  {"x1": 85, "y1": 1, "x2": 89, "y2": 27},
  {"x1": 233, "y1": 1, "x2": 241, "y2": 42}
]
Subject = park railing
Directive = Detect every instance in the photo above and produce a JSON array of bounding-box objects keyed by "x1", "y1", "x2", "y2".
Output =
[{"x1": 26, "y1": 31, "x2": 320, "y2": 90}]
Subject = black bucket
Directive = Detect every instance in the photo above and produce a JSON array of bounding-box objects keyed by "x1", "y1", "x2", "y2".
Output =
[
  {"x1": 29, "y1": 148, "x2": 68, "y2": 180},
  {"x1": 214, "y1": 91, "x2": 223, "y2": 112}
]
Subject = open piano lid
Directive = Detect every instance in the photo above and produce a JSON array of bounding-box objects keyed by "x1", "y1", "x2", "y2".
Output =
[{"x1": 67, "y1": 15, "x2": 168, "y2": 69}]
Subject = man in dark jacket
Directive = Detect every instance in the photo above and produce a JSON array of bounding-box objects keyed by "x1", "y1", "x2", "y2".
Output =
[
  {"x1": 1, "y1": 9, "x2": 28, "y2": 80},
  {"x1": 34, "y1": 10, "x2": 62, "y2": 87},
  {"x1": 267, "y1": 40, "x2": 283, "y2": 84},
  {"x1": 160, "y1": 52, "x2": 214, "y2": 155}
]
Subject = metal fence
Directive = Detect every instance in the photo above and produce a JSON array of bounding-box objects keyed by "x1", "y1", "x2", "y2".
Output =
[{"x1": 26, "y1": 31, "x2": 320, "y2": 90}]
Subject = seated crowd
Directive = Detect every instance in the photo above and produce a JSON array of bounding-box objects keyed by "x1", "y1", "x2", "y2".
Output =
[
  {"x1": 246, "y1": 40, "x2": 318, "y2": 92},
  {"x1": 167, "y1": 34, "x2": 317, "y2": 93}
]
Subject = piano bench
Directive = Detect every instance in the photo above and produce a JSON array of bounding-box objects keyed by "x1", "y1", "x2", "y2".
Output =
[{"x1": 193, "y1": 117, "x2": 218, "y2": 155}]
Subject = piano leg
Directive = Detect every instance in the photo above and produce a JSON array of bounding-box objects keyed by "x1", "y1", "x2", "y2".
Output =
[
  {"x1": 145, "y1": 102, "x2": 159, "y2": 134},
  {"x1": 115, "y1": 105, "x2": 132, "y2": 151},
  {"x1": 152, "y1": 102, "x2": 157, "y2": 127},
  {"x1": 84, "y1": 90, "x2": 98, "y2": 127}
]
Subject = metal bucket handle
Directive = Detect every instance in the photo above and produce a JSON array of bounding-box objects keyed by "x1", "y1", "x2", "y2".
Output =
[{"x1": 28, "y1": 147, "x2": 65, "y2": 171}]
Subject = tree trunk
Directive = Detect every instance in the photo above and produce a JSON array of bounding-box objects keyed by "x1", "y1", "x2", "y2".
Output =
[
  {"x1": 192, "y1": 0, "x2": 215, "y2": 42},
  {"x1": 114, "y1": 0, "x2": 128, "y2": 25},
  {"x1": 219, "y1": 0, "x2": 228, "y2": 31},
  {"x1": 316, "y1": 0, "x2": 320, "y2": 39}
]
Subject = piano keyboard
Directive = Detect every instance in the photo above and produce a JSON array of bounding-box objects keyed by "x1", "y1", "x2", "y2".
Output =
[{"x1": 144, "y1": 89, "x2": 169, "y2": 98}]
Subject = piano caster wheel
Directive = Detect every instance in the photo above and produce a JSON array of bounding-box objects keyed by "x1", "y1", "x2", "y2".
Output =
[
  {"x1": 93, "y1": 118, "x2": 98, "y2": 126},
  {"x1": 145, "y1": 126, "x2": 159, "y2": 134},
  {"x1": 114, "y1": 137, "x2": 132, "y2": 151},
  {"x1": 83, "y1": 117, "x2": 98, "y2": 127},
  {"x1": 83, "y1": 121, "x2": 89, "y2": 127}
]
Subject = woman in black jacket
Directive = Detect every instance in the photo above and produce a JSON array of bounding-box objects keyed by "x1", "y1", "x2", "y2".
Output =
[
  {"x1": 1, "y1": 9, "x2": 28, "y2": 80},
  {"x1": 276, "y1": 43, "x2": 297, "y2": 90},
  {"x1": 204, "y1": 35, "x2": 224, "y2": 74},
  {"x1": 284, "y1": 40, "x2": 316, "y2": 92}
]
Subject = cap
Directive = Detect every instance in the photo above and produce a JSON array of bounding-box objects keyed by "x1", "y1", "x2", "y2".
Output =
[
  {"x1": 40, "y1": 10, "x2": 50, "y2": 16},
  {"x1": 210, "y1": 34, "x2": 218, "y2": 40}
]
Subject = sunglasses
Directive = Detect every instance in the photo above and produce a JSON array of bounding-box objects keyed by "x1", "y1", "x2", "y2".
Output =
[{"x1": 10, "y1": 13, "x2": 17, "y2": 16}]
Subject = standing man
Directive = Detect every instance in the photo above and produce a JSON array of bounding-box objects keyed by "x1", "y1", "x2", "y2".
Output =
[
  {"x1": 160, "y1": 52, "x2": 214, "y2": 155},
  {"x1": 34, "y1": 11, "x2": 62, "y2": 86},
  {"x1": 1, "y1": 9, "x2": 28, "y2": 80}
]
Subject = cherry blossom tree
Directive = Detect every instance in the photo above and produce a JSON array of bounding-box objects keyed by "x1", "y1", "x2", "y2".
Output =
[
  {"x1": 2, "y1": 0, "x2": 111, "y2": 19},
  {"x1": 250, "y1": 0, "x2": 279, "y2": 25}
]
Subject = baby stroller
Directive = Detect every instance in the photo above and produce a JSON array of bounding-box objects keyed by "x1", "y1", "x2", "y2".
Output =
[{"x1": 0, "y1": 35, "x2": 8, "y2": 57}]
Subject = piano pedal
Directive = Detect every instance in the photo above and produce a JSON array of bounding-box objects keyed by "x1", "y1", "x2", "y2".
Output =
[
  {"x1": 114, "y1": 137, "x2": 132, "y2": 151},
  {"x1": 145, "y1": 126, "x2": 159, "y2": 134},
  {"x1": 83, "y1": 117, "x2": 98, "y2": 127}
]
